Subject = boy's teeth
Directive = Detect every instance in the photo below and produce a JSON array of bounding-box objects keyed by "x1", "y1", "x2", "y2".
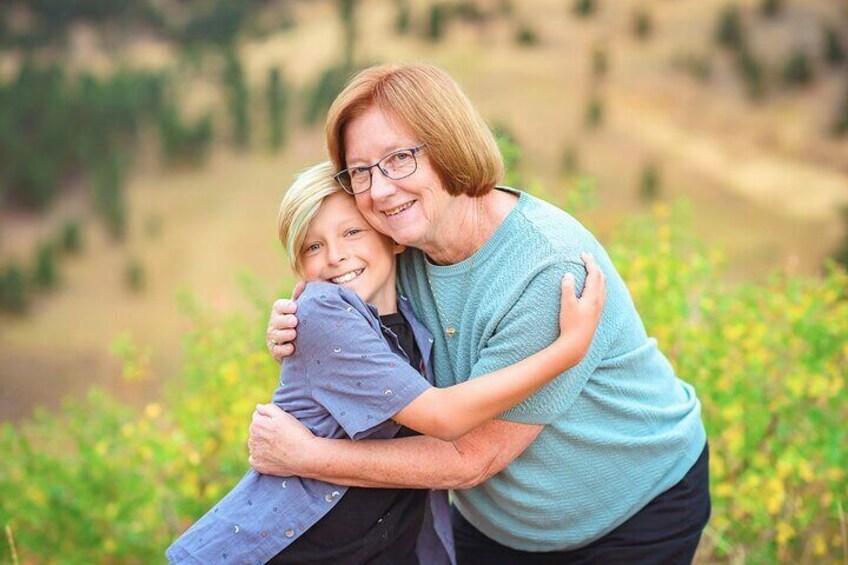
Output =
[
  {"x1": 385, "y1": 201, "x2": 414, "y2": 216},
  {"x1": 331, "y1": 269, "x2": 362, "y2": 284}
]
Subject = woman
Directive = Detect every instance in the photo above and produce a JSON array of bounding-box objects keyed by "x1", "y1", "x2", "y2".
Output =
[{"x1": 251, "y1": 63, "x2": 709, "y2": 564}]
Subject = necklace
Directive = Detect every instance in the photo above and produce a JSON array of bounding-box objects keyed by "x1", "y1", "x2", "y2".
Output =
[
  {"x1": 425, "y1": 203, "x2": 485, "y2": 338},
  {"x1": 425, "y1": 253, "x2": 475, "y2": 338}
]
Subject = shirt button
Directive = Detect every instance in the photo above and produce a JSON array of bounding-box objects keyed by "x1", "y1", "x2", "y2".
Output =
[{"x1": 285, "y1": 529, "x2": 295, "y2": 538}]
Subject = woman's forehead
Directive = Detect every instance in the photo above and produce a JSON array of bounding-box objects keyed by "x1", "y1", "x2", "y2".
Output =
[{"x1": 344, "y1": 107, "x2": 417, "y2": 161}]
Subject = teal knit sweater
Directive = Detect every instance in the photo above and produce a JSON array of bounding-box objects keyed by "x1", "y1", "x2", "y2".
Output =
[{"x1": 397, "y1": 187, "x2": 706, "y2": 551}]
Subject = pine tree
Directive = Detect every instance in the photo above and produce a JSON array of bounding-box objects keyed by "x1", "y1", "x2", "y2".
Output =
[{"x1": 267, "y1": 67, "x2": 288, "y2": 151}]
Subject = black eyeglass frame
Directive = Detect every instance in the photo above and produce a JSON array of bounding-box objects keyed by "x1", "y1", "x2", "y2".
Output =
[{"x1": 334, "y1": 143, "x2": 427, "y2": 195}]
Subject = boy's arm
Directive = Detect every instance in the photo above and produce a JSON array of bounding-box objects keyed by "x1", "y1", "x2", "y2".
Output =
[
  {"x1": 392, "y1": 253, "x2": 605, "y2": 441},
  {"x1": 250, "y1": 406, "x2": 542, "y2": 489}
]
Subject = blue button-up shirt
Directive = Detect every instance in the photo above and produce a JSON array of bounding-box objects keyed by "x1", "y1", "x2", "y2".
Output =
[{"x1": 167, "y1": 282, "x2": 455, "y2": 564}]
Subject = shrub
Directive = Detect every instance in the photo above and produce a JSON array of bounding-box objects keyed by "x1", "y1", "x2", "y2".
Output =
[
  {"x1": 561, "y1": 145, "x2": 579, "y2": 175},
  {"x1": 0, "y1": 262, "x2": 27, "y2": 313},
  {"x1": 592, "y1": 47, "x2": 609, "y2": 79},
  {"x1": 515, "y1": 24, "x2": 539, "y2": 46},
  {"x1": 833, "y1": 83, "x2": 848, "y2": 136},
  {"x1": 834, "y1": 206, "x2": 848, "y2": 268},
  {"x1": 267, "y1": 67, "x2": 288, "y2": 151},
  {"x1": 737, "y1": 48, "x2": 767, "y2": 100},
  {"x1": 304, "y1": 64, "x2": 353, "y2": 126},
  {"x1": 31, "y1": 242, "x2": 58, "y2": 290},
  {"x1": 638, "y1": 162, "x2": 661, "y2": 202},
  {"x1": 632, "y1": 8, "x2": 653, "y2": 40},
  {"x1": 760, "y1": 0, "x2": 782, "y2": 18},
  {"x1": 493, "y1": 125, "x2": 523, "y2": 187},
  {"x1": 125, "y1": 259, "x2": 146, "y2": 293},
  {"x1": 93, "y1": 153, "x2": 127, "y2": 240},
  {"x1": 585, "y1": 94, "x2": 604, "y2": 128},
  {"x1": 715, "y1": 5, "x2": 745, "y2": 52},
  {"x1": 394, "y1": 0, "x2": 411, "y2": 34},
  {"x1": 59, "y1": 219, "x2": 83, "y2": 254},
  {"x1": 782, "y1": 49, "x2": 814, "y2": 86},
  {"x1": 673, "y1": 52, "x2": 713, "y2": 82},
  {"x1": 823, "y1": 25, "x2": 845, "y2": 67},
  {"x1": 427, "y1": 3, "x2": 447, "y2": 41},
  {"x1": 157, "y1": 104, "x2": 214, "y2": 166},
  {"x1": 572, "y1": 0, "x2": 597, "y2": 18},
  {"x1": 223, "y1": 50, "x2": 250, "y2": 150}
]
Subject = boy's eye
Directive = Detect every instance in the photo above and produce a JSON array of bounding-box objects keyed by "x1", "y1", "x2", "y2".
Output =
[
  {"x1": 304, "y1": 243, "x2": 321, "y2": 253},
  {"x1": 346, "y1": 228, "x2": 363, "y2": 236}
]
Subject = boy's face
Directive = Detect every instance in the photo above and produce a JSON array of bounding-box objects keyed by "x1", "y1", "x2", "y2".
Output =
[{"x1": 299, "y1": 192, "x2": 405, "y2": 313}]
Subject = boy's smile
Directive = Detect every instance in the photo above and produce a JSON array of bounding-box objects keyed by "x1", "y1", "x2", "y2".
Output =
[{"x1": 299, "y1": 192, "x2": 405, "y2": 314}]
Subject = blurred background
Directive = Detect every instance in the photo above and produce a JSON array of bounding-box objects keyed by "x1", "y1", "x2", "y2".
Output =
[{"x1": 0, "y1": 0, "x2": 846, "y2": 563}]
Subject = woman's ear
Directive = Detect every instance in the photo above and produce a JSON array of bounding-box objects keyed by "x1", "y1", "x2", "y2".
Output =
[{"x1": 392, "y1": 241, "x2": 406, "y2": 255}]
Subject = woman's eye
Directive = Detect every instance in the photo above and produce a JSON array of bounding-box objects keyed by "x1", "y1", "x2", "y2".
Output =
[
  {"x1": 346, "y1": 228, "x2": 363, "y2": 237},
  {"x1": 350, "y1": 167, "x2": 369, "y2": 180}
]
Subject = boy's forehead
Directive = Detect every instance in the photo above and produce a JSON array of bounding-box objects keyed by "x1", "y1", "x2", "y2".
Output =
[{"x1": 309, "y1": 193, "x2": 367, "y2": 231}]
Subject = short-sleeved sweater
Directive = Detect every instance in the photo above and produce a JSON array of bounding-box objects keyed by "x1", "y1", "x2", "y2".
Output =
[{"x1": 397, "y1": 187, "x2": 706, "y2": 551}]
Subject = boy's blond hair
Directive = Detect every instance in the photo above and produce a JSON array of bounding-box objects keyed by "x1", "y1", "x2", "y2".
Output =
[{"x1": 277, "y1": 161, "x2": 341, "y2": 272}]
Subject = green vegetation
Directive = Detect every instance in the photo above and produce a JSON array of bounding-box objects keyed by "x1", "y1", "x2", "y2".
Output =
[
  {"x1": 0, "y1": 205, "x2": 846, "y2": 562},
  {"x1": 267, "y1": 67, "x2": 289, "y2": 151},
  {"x1": 715, "y1": 5, "x2": 745, "y2": 52},
  {"x1": 427, "y1": 3, "x2": 448, "y2": 41},
  {"x1": 0, "y1": 263, "x2": 28, "y2": 314},
  {"x1": 632, "y1": 8, "x2": 653, "y2": 40},
  {"x1": 759, "y1": 0, "x2": 782, "y2": 18},
  {"x1": 158, "y1": 103, "x2": 214, "y2": 167},
  {"x1": 223, "y1": 51, "x2": 251, "y2": 150},
  {"x1": 572, "y1": 0, "x2": 598, "y2": 18},
  {"x1": 673, "y1": 52, "x2": 713, "y2": 83},
  {"x1": 638, "y1": 162, "x2": 661, "y2": 202},
  {"x1": 834, "y1": 207, "x2": 848, "y2": 268},
  {"x1": 833, "y1": 82, "x2": 848, "y2": 137},
  {"x1": 394, "y1": 0, "x2": 411, "y2": 34},
  {"x1": 493, "y1": 125, "x2": 523, "y2": 187},
  {"x1": 592, "y1": 46, "x2": 609, "y2": 79},
  {"x1": 93, "y1": 153, "x2": 127, "y2": 240},
  {"x1": 737, "y1": 48, "x2": 767, "y2": 100},
  {"x1": 59, "y1": 219, "x2": 83, "y2": 254},
  {"x1": 31, "y1": 242, "x2": 59, "y2": 290},
  {"x1": 561, "y1": 145, "x2": 580, "y2": 175},
  {"x1": 515, "y1": 24, "x2": 540, "y2": 46},
  {"x1": 823, "y1": 25, "x2": 846, "y2": 67},
  {"x1": 585, "y1": 94, "x2": 604, "y2": 128},
  {"x1": 305, "y1": 65, "x2": 354, "y2": 126},
  {"x1": 125, "y1": 259, "x2": 146, "y2": 293},
  {"x1": 782, "y1": 49, "x2": 814, "y2": 87}
]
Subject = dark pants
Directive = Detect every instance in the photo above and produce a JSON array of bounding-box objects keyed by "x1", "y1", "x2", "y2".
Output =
[{"x1": 453, "y1": 443, "x2": 711, "y2": 565}]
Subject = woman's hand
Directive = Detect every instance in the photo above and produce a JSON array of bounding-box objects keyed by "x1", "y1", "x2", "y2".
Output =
[
  {"x1": 248, "y1": 403, "x2": 316, "y2": 476},
  {"x1": 266, "y1": 281, "x2": 305, "y2": 363},
  {"x1": 557, "y1": 252, "x2": 606, "y2": 360}
]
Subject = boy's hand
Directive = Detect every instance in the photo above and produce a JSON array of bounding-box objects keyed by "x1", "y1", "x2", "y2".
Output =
[
  {"x1": 558, "y1": 252, "x2": 606, "y2": 359},
  {"x1": 266, "y1": 281, "x2": 305, "y2": 364}
]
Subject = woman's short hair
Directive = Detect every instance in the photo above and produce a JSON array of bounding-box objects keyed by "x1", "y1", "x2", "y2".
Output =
[
  {"x1": 277, "y1": 161, "x2": 341, "y2": 272},
  {"x1": 326, "y1": 63, "x2": 504, "y2": 197}
]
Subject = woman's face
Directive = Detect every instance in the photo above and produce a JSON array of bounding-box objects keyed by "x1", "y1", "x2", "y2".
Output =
[{"x1": 344, "y1": 106, "x2": 452, "y2": 252}]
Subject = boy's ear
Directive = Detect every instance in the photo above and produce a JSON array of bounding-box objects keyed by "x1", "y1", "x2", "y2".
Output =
[{"x1": 392, "y1": 241, "x2": 406, "y2": 256}]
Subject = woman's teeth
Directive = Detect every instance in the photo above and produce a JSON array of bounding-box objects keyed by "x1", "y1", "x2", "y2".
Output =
[
  {"x1": 384, "y1": 201, "x2": 415, "y2": 217},
  {"x1": 330, "y1": 269, "x2": 363, "y2": 284}
]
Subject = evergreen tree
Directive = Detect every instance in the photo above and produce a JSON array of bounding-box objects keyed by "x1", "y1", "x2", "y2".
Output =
[
  {"x1": 633, "y1": 8, "x2": 653, "y2": 40},
  {"x1": 715, "y1": 5, "x2": 745, "y2": 52},
  {"x1": 572, "y1": 0, "x2": 597, "y2": 18},
  {"x1": 59, "y1": 219, "x2": 83, "y2": 254},
  {"x1": 223, "y1": 50, "x2": 250, "y2": 150},
  {"x1": 760, "y1": 0, "x2": 782, "y2": 18},
  {"x1": 267, "y1": 67, "x2": 288, "y2": 151},
  {"x1": 782, "y1": 49, "x2": 814, "y2": 86},
  {"x1": 428, "y1": 3, "x2": 447, "y2": 41},
  {"x1": 639, "y1": 162, "x2": 661, "y2": 202},
  {"x1": 0, "y1": 263, "x2": 28, "y2": 313},
  {"x1": 824, "y1": 25, "x2": 846, "y2": 67},
  {"x1": 585, "y1": 94, "x2": 604, "y2": 128},
  {"x1": 32, "y1": 242, "x2": 58, "y2": 290},
  {"x1": 394, "y1": 0, "x2": 411, "y2": 34}
]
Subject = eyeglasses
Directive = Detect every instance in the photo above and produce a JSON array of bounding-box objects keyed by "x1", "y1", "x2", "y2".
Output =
[{"x1": 334, "y1": 143, "x2": 427, "y2": 195}]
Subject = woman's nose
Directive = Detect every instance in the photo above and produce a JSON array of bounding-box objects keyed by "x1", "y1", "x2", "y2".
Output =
[{"x1": 369, "y1": 168, "x2": 397, "y2": 201}]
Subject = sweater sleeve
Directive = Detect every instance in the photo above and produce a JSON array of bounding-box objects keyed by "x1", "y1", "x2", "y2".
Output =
[{"x1": 468, "y1": 260, "x2": 607, "y2": 425}]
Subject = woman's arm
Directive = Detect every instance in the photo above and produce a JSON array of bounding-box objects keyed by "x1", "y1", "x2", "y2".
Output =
[
  {"x1": 249, "y1": 406, "x2": 542, "y2": 489},
  {"x1": 392, "y1": 252, "x2": 605, "y2": 441}
]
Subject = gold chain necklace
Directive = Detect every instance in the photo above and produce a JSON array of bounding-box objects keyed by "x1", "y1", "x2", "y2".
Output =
[{"x1": 425, "y1": 253, "x2": 475, "y2": 338}]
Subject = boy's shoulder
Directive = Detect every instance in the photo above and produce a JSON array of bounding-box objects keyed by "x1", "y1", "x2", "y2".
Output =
[{"x1": 299, "y1": 282, "x2": 379, "y2": 323}]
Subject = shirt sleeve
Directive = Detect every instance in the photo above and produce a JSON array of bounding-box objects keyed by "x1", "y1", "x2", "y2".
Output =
[
  {"x1": 469, "y1": 260, "x2": 607, "y2": 425},
  {"x1": 296, "y1": 288, "x2": 432, "y2": 440}
]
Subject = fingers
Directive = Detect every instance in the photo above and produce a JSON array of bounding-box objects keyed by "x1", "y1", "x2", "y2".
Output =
[
  {"x1": 273, "y1": 298, "x2": 298, "y2": 316},
  {"x1": 274, "y1": 314, "x2": 298, "y2": 331},
  {"x1": 580, "y1": 252, "x2": 607, "y2": 307},
  {"x1": 272, "y1": 343, "x2": 295, "y2": 363},
  {"x1": 255, "y1": 403, "x2": 281, "y2": 418},
  {"x1": 271, "y1": 328, "x2": 297, "y2": 345},
  {"x1": 291, "y1": 281, "x2": 306, "y2": 301},
  {"x1": 561, "y1": 273, "x2": 579, "y2": 309}
]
